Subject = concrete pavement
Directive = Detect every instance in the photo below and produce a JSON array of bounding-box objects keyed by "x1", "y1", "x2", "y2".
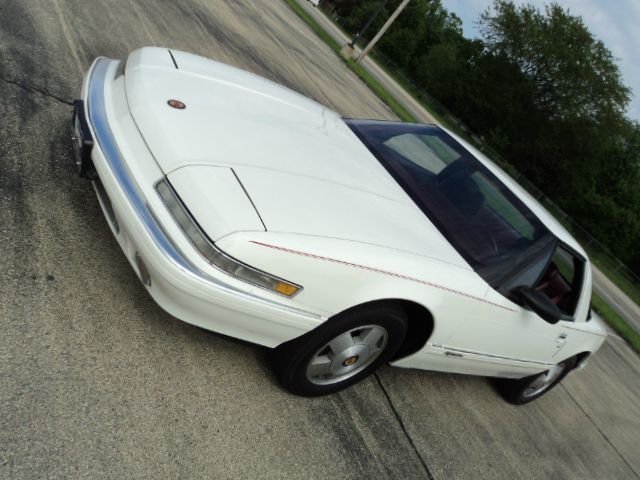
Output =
[{"x1": 0, "y1": 0, "x2": 639, "y2": 478}]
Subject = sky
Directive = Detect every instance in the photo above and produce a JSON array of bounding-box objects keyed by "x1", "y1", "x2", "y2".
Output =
[{"x1": 440, "y1": 0, "x2": 640, "y2": 120}]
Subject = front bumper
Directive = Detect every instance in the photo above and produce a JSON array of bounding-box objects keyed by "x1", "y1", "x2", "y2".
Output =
[{"x1": 80, "y1": 57, "x2": 324, "y2": 347}]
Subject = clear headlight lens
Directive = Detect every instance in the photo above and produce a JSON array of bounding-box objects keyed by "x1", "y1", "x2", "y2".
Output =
[{"x1": 155, "y1": 178, "x2": 301, "y2": 297}]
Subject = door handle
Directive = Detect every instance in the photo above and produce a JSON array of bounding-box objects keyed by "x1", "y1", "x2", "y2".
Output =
[
  {"x1": 553, "y1": 333, "x2": 568, "y2": 357},
  {"x1": 555, "y1": 332, "x2": 568, "y2": 345}
]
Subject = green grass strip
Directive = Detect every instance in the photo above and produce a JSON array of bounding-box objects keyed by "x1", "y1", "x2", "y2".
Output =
[
  {"x1": 590, "y1": 254, "x2": 640, "y2": 308},
  {"x1": 592, "y1": 294, "x2": 640, "y2": 354},
  {"x1": 283, "y1": 0, "x2": 417, "y2": 122}
]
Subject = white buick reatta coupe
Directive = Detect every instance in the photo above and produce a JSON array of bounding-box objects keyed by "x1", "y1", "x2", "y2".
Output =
[{"x1": 72, "y1": 48, "x2": 606, "y2": 403}]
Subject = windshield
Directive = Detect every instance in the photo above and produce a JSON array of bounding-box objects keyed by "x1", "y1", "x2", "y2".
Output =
[{"x1": 347, "y1": 120, "x2": 554, "y2": 287}]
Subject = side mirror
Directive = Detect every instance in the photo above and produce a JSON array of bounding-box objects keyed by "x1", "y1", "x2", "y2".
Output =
[{"x1": 516, "y1": 287, "x2": 567, "y2": 324}]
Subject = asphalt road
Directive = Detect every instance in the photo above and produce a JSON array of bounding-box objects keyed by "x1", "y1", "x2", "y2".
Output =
[{"x1": 1, "y1": 1, "x2": 639, "y2": 479}]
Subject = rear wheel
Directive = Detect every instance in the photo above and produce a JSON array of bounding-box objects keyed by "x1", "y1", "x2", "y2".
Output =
[
  {"x1": 273, "y1": 302, "x2": 408, "y2": 396},
  {"x1": 498, "y1": 356, "x2": 576, "y2": 405}
]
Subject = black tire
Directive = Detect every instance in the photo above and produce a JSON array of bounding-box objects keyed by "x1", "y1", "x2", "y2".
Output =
[
  {"x1": 497, "y1": 356, "x2": 577, "y2": 405},
  {"x1": 74, "y1": 148, "x2": 91, "y2": 178},
  {"x1": 273, "y1": 302, "x2": 408, "y2": 396}
]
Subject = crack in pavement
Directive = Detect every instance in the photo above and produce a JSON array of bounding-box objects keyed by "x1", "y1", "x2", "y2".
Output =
[
  {"x1": 0, "y1": 75, "x2": 73, "y2": 106},
  {"x1": 375, "y1": 373, "x2": 435, "y2": 480},
  {"x1": 561, "y1": 384, "x2": 640, "y2": 479}
]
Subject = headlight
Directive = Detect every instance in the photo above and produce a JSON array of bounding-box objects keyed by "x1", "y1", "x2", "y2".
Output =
[{"x1": 155, "y1": 178, "x2": 302, "y2": 297}]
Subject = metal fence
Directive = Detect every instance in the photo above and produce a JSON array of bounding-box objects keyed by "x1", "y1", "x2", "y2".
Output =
[{"x1": 335, "y1": 13, "x2": 640, "y2": 298}]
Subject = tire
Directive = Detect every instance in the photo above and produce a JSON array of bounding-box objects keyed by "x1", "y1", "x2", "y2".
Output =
[
  {"x1": 273, "y1": 302, "x2": 408, "y2": 396},
  {"x1": 497, "y1": 356, "x2": 577, "y2": 405}
]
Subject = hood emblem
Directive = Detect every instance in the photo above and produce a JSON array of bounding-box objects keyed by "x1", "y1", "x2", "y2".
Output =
[{"x1": 167, "y1": 99, "x2": 186, "y2": 110}]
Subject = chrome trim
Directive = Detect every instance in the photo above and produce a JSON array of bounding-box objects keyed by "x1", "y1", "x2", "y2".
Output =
[
  {"x1": 84, "y1": 58, "x2": 321, "y2": 320},
  {"x1": 444, "y1": 351, "x2": 463, "y2": 358},
  {"x1": 442, "y1": 345, "x2": 551, "y2": 366}
]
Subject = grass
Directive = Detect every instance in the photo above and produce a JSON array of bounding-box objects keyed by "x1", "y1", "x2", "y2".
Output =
[
  {"x1": 283, "y1": 0, "x2": 417, "y2": 123},
  {"x1": 283, "y1": 0, "x2": 640, "y2": 354},
  {"x1": 592, "y1": 293, "x2": 640, "y2": 353},
  {"x1": 589, "y1": 251, "x2": 640, "y2": 307},
  {"x1": 367, "y1": 53, "x2": 456, "y2": 124},
  {"x1": 346, "y1": 59, "x2": 417, "y2": 122}
]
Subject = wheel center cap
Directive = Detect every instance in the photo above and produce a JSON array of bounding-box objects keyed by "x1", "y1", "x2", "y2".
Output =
[
  {"x1": 330, "y1": 345, "x2": 370, "y2": 375},
  {"x1": 343, "y1": 355, "x2": 359, "y2": 366}
]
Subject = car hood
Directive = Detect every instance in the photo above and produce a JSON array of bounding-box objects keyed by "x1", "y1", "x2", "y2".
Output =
[{"x1": 124, "y1": 48, "x2": 470, "y2": 268}]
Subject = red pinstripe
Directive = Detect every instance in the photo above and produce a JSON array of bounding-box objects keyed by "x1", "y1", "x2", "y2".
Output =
[{"x1": 249, "y1": 240, "x2": 517, "y2": 313}]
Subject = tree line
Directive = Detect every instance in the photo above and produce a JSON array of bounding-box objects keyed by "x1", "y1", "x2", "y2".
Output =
[{"x1": 328, "y1": 0, "x2": 640, "y2": 274}]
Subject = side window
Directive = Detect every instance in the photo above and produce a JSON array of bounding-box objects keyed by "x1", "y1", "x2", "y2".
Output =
[{"x1": 534, "y1": 244, "x2": 585, "y2": 317}]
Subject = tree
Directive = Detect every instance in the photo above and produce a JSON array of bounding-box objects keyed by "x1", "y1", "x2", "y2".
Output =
[
  {"x1": 477, "y1": 1, "x2": 639, "y2": 270},
  {"x1": 335, "y1": 0, "x2": 463, "y2": 71},
  {"x1": 479, "y1": 1, "x2": 630, "y2": 123}
]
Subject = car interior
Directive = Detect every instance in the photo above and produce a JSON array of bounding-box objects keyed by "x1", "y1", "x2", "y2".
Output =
[{"x1": 533, "y1": 246, "x2": 585, "y2": 317}]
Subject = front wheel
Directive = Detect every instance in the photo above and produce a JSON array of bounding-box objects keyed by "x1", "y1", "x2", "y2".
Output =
[
  {"x1": 498, "y1": 356, "x2": 576, "y2": 405},
  {"x1": 273, "y1": 302, "x2": 408, "y2": 396}
]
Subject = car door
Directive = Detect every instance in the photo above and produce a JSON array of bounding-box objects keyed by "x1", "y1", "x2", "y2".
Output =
[{"x1": 443, "y1": 243, "x2": 585, "y2": 374}]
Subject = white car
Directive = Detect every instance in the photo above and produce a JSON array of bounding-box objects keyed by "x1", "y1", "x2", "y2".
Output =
[{"x1": 72, "y1": 48, "x2": 606, "y2": 403}]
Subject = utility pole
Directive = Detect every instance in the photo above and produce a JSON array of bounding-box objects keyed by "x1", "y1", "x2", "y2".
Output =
[
  {"x1": 355, "y1": 0, "x2": 411, "y2": 64},
  {"x1": 348, "y1": 0, "x2": 390, "y2": 49},
  {"x1": 341, "y1": 1, "x2": 390, "y2": 60}
]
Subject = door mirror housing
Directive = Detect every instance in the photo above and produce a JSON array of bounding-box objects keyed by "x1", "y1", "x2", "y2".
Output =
[{"x1": 516, "y1": 287, "x2": 569, "y2": 324}]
